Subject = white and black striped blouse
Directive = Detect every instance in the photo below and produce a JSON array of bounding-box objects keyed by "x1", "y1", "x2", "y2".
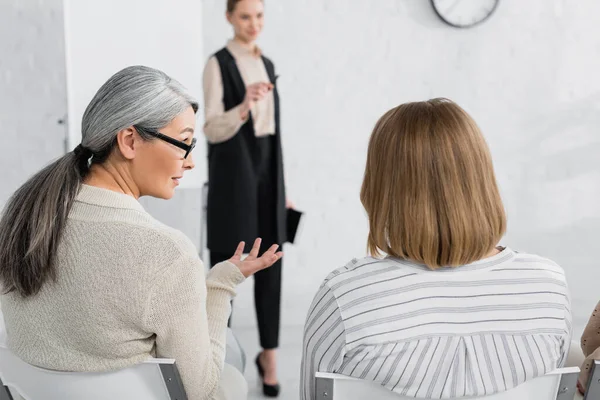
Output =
[{"x1": 300, "y1": 248, "x2": 572, "y2": 399}]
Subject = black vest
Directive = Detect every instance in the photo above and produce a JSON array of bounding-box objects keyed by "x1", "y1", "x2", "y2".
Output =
[{"x1": 206, "y1": 48, "x2": 287, "y2": 253}]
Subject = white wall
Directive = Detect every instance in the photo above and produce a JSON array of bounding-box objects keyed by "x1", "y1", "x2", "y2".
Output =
[
  {"x1": 63, "y1": 0, "x2": 205, "y2": 188},
  {"x1": 0, "y1": 0, "x2": 67, "y2": 207},
  {"x1": 202, "y1": 0, "x2": 600, "y2": 336}
]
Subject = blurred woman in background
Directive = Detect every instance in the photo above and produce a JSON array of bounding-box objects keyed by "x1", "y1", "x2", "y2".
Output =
[{"x1": 203, "y1": 0, "x2": 290, "y2": 396}]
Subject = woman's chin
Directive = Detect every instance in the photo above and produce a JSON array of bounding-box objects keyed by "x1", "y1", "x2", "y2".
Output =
[
  {"x1": 164, "y1": 188, "x2": 176, "y2": 200},
  {"x1": 151, "y1": 186, "x2": 176, "y2": 200}
]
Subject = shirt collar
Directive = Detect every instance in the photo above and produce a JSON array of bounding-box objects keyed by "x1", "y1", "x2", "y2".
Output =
[
  {"x1": 386, "y1": 247, "x2": 516, "y2": 273},
  {"x1": 75, "y1": 184, "x2": 146, "y2": 213},
  {"x1": 226, "y1": 39, "x2": 262, "y2": 59}
]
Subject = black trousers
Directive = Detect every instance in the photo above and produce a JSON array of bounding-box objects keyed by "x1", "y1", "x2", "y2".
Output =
[{"x1": 210, "y1": 135, "x2": 281, "y2": 350}]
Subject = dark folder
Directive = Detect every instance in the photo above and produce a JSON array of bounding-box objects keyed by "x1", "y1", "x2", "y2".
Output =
[{"x1": 286, "y1": 208, "x2": 303, "y2": 244}]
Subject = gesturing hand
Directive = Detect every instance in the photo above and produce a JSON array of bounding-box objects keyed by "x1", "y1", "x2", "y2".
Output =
[
  {"x1": 228, "y1": 238, "x2": 283, "y2": 278},
  {"x1": 239, "y1": 82, "x2": 273, "y2": 120}
]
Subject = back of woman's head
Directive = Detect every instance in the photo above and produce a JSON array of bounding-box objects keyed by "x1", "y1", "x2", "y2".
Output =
[
  {"x1": 360, "y1": 98, "x2": 506, "y2": 268},
  {"x1": 0, "y1": 65, "x2": 198, "y2": 297}
]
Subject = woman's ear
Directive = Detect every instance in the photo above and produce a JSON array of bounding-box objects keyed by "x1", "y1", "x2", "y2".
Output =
[{"x1": 115, "y1": 127, "x2": 137, "y2": 160}]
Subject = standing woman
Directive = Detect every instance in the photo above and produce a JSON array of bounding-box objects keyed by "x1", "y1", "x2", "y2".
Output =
[{"x1": 203, "y1": 0, "x2": 288, "y2": 396}]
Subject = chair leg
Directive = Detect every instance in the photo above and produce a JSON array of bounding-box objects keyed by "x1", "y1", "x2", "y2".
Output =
[{"x1": 0, "y1": 378, "x2": 14, "y2": 400}]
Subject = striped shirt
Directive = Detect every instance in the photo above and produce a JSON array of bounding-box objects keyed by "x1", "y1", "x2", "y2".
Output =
[{"x1": 300, "y1": 248, "x2": 571, "y2": 399}]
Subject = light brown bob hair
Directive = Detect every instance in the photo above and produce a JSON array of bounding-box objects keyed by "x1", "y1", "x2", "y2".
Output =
[{"x1": 360, "y1": 98, "x2": 506, "y2": 269}]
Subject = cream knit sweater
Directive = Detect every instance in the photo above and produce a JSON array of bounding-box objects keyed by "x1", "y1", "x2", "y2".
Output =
[{"x1": 0, "y1": 184, "x2": 245, "y2": 400}]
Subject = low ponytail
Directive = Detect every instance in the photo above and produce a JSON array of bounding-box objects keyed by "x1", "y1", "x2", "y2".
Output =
[
  {"x1": 0, "y1": 65, "x2": 197, "y2": 298},
  {"x1": 0, "y1": 150, "x2": 86, "y2": 297}
]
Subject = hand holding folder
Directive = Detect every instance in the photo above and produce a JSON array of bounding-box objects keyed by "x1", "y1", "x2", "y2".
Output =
[{"x1": 286, "y1": 207, "x2": 303, "y2": 244}]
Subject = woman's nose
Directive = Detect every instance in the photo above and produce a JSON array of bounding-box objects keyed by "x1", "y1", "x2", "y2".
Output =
[{"x1": 184, "y1": 153, "x2": 195, "y2": 170}]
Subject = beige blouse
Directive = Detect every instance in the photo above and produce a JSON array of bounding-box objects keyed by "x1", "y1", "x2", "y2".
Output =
[{"x1": 203, "y1": 39, "x2": 276, "y2": 144}]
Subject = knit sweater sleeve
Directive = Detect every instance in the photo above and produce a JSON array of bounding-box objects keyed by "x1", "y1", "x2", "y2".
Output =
[{"x1": 143, "y1": 255, "x2": 244, "y2": 400}]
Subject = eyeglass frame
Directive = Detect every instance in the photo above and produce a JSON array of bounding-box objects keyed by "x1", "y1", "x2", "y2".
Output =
[{"x1": 134, "y1": 125, "x2": 196, "y2": 159}]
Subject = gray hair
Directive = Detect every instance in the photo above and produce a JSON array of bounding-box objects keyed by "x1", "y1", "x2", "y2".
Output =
[
  {"x1": 82, "y1": 65, "x2": 198, "y2": 155},
  {"x1": 0, "y1": 65, "x2": 198, "y2": 297}
]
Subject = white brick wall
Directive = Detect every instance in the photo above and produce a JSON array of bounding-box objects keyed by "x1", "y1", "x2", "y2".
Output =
[
  {"x1": 0, "y1": 0, "x2": 67, "y2": 206},
  {"x1": 202, "y1": 0, "x2": 600, "y2": 334}
]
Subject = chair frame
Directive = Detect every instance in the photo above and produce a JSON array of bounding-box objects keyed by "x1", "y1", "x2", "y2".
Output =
[
  {"x1": 0, "y1": 356, "x2": 187, "y2": 400},
  {"x1": 315, "y1": 368, "x2": 580, "y2": 400},
  {"x1": 158, "y1": 360, "x2": 188, "y2": 400},
  {"x1": 557, "y1": 369, "x2": 580, "y2": 400},
  {"x1": 0, "y1": 377, "x2": 12, "y2": 400},
  {"x1": 583, "y1": 360, "x2": 600, "y2": 400}
]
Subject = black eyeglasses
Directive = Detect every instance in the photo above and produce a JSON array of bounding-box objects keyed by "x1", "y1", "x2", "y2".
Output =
[{"x1": 134, "y1": 126, "x2": 196, "y2": 159}]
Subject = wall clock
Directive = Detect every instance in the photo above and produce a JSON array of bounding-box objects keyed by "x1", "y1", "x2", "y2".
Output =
[{"x1": 431, "y1": 0, "x2": 499, "y2": 28}]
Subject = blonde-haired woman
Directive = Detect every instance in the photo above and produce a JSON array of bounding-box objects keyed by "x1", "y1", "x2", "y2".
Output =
[
  {"x1": 203, "y1": 0, "x2": 289, "y2": 396},
  {"x1": 300, "y1": 99, "x2": 572, "y2": 399}
]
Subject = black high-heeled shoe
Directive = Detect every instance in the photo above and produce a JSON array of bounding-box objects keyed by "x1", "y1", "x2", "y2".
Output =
[{"x1": 255, "y1": 354, "x2": 280, "y2": 397}]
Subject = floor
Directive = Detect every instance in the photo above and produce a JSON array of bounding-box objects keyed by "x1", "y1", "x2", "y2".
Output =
[{"x1": 233, "y1": 324, "x2": 304, "y2": 400}]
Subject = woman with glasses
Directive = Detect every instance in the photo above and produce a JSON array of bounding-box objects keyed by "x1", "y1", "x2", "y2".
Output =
[
  {"x1": 0, "y1": 65, "x2": 282, "y2": 400},
  {"x1": 202, "y1": 0, "x2": 289, "y2": 396}
]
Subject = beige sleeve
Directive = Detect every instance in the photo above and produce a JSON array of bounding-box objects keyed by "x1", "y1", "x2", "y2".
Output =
[
  {"x1": 144, "y1": 256, "x2": 244, "y2": 400},
  {"x1": 581, "y1": 301, "x2": 600, "y2": 357},
  {"x1": 203, "y1": 56, "x2": 248, "y2": 144}
]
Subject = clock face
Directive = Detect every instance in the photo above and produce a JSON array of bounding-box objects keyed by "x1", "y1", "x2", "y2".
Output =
[{"x1": 431, "y1": 0, "x2": 499, "y2": 28}]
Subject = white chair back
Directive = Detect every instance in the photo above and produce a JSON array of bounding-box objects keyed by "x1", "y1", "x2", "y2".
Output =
[
  {"x1": 0, "y1": 344, "x2": 187, "y2": 400},
  {"x1": 315, "y1": 367, "x2": 580, "y2": 400}
]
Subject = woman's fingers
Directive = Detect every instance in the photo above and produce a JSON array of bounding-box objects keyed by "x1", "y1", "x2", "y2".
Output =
[
  {"x1": 273, "y1": 251, "x2": 283, "y2": 262},
  {"x1": 247, "y1": 83, "x2": 272, "y2": 101},
  {"x1": 232, "y1": 243, "x2": 283, "y2": 278},
  {"x1": 250, "y1": 82, "x2": 271, "y2": 91},
  {"x1": 249, "y1": 91, "x2": 265, "y2": 102},
  {"x1": 247, "y1": 238, "x2": 262, "y2": 260},
  {"x1": 230, "y1": 241, "x2": 245, "y2": 260},
  {"x1": 258, "y1": 245, "x2": 281, "y2": 268},
  {"x1": 252, "y1": 252, "x2": 282, "y2": 272},
  {"x1": 265, "y1": 243, "x2": 280, "y2": 255},
  {"x1": 270, "y1": 251, "x2": 284, "y2": 265}
]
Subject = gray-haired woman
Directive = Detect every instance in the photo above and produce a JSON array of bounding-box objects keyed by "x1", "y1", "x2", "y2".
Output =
[{"x1": 0, "y1": 65, "x2": 282, "y2": 400}]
